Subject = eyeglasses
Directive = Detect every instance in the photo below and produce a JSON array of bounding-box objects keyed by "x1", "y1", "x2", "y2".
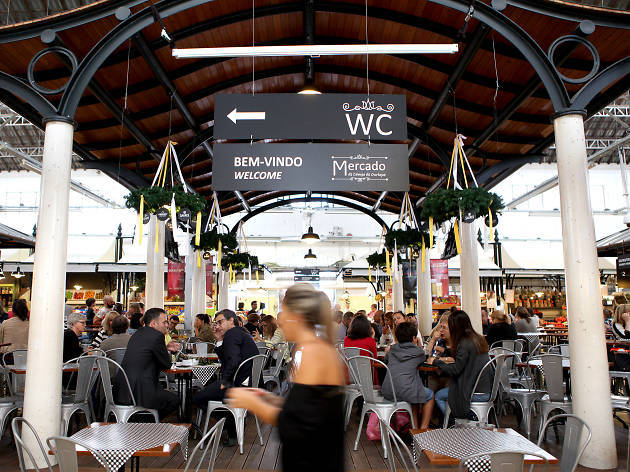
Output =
[{"x1": 214, "y1": 318, "x2": 226, "y2": 325}]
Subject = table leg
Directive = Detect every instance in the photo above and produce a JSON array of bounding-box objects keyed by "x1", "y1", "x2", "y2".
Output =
[
  {"x1": 185, "y1": 373, "x2": 193, "y2": 420},
  {"x1": 177, "y1": 374, "x2": 185, "y2": 421}
]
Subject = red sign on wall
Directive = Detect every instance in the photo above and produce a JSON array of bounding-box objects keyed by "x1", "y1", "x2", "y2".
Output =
[
  {"x1": 167, "y1": 259, "x2": 186, "y2": 299},
  {"x1": 430, "y1": 259, "x2": 449, "y2": 296}
]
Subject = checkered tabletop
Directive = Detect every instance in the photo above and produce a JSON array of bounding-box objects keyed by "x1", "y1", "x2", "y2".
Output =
[
  {"x1": 192, "y1": 363, "x2": 221, "y2": 385},
  {"x1": 413, "y1": 429, "x2": 547, "y2": 472},
  {"x1": 71, "y1": 423, "x2": 189, "y2": 471}
]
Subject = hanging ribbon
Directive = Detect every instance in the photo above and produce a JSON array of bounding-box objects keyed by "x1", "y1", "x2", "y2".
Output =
[
  {"x1": 368, "y1": 266, "x2": 372, "y2": 282},
  {"x1": 385, "y1": 247, "x2": 391, "y2": 280},
  {"x1": 195, "y1": 211, "x2": 202, "y2": 267},
  {"x1": 217, "y1": 240, "x2": 222, "y2": 268},
  {"x1": 429, "y1": 216, "x2": 434, "y2": 248},
  {"x1": 138, "y1": 195, "x2": 144, "y2": 246},
  {"x1": 488, "y1": 207, "x2": 495, "y2": 242},
  {"x1": 421, "y1": 238, "x2": 426, "y2": 273},
  {"x1": 154, "y1": 217, "x2": 159, "y2": 253},
  {"x1": 228, "y1": 264, "x2": 233, "y2": 285},
  {"x1": 454, "y1": 219, "x2": 462, "y2": 255}
]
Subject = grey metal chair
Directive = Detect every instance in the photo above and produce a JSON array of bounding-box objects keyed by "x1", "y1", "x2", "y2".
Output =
[
  {"x1": 342, "y1": 346, "x2": 377, "y2": 431},
  {"x1": 547, "y1": 344, "x2": 569, "y2": 356},
  {"x1": 492, "y1": 348, "x2": 543, "y2": 437},
  {"x1": 46, "y1": 435, "x2": 109, "y2": 472},
  {"x1": 263, "y1": 342, "x2": 287, "y2": 393},
  {"x1": 61, "y1": 356, "x2": 98, "y2": 436},
  {"x1": 200, "y1": 354, "x2": 266, "y2": 454},
  {"x1": 460, "y1": 450, "x2": 547, "y2": 472},
  {"x1": 104, "y1": 347, "x2": 126, "y2": 364},
  {"x1": 0, "y1": 361, "x2": 22, "y2": 439},
  {"x1": 183, "y1": 418, "x2": 225, "y2": 472},
  {"x1": 348, "y1": 355, "x2": 416, "y2": 459},
  {"x1": 533, "y1": 354, "x2": 572, "y2": 437},
  {"x1": 2, "y1": 349, "x2": 27, "y2": 396},
  {"x1": 95, "y1": 356, "x2": 159, "y2": 423},
  {"x1": 535, "y1": 413, "x2": 591, "y2": 472},
  {"x1": 379, "y1": 418, "x2": 418, "y2": 472},
  {"x1": 443, "y1": 354, "x2": 509, "y2": 429},
  {"x1": 11, "y1": 417, "x2": 54, "y2": 472}
]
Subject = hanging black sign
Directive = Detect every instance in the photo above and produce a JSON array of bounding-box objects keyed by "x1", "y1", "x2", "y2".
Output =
[
  {"x1": 177, "y1": 208, "x2": 191, "y2": 223},
  {"x1": 212, "y1": 143, "x2": 409, "y2": 191},
  {"x1": 156, "y1": 207, "x2": 170, "y2": 221},
  {"x1": 617, "y1": 254, "x2": 630, "y2": 289},
  {"x1": 142, "y1": 213, "x2": 151, "y2": 224},
  {"x1": 214, "y1": 93, "x2": 407, "y2": 140}
]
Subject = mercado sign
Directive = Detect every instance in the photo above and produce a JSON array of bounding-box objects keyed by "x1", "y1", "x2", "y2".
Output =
[
  {"x1": 212, "y1": 143, "x2": 409, "y2": 191},
  {"x1": 294, "y1": 268, "x2": 320, "y2": 282},
  {"x1": 214, "y1": 93, "x2": 407, "y2": 140}
]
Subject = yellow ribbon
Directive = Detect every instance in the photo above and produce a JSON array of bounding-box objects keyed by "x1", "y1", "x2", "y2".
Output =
[
  {"x1": 195, "y1": 211, "x2": 202, "y2": 267},
  {"x1": 429, "y1": 216, "x2": 434, "y2": 247},
  {"x1": 154, "y1": 217, "x2": 159, "y2": 253},
  {"x1": 197, "y1": 250, "x2": 201, "y2": 268},
  {"x1": 159, "y1": 142, "x2": 170, "y2": 188},
  {"x1": 456, "y1": 138, "x2": 469, "y2": 189},
  {"x1": 228, "y1": 264, "x2": 233, "y2": 285},
  {"x1": 385, "y1": 249, "x2": 391, "y2": 280},
  {"x1": 421, "y1": 238, "x2": 426, "y2": 273},
  {"x1": 368, "y1": 266, "x2": 372, "y2": 282},
  {"x1": 454, "y1": 219, "x2": 462, "y2": 255},
  {"x1": 489, "y1": 207, "x2": 494, "y2": 242},
  {"x1": 217, "y1": 240, "x2": 222, "y2": 267},
  {"x1": 138, "y1": 195, "x2": 144, "y2": 246},
  {"x1": 447, "y1": 141, "x2": 456, "y2": 189}
]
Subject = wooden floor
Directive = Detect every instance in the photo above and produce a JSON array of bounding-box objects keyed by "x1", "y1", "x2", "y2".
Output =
[{"x1": 0, "y1": 405, "x2": 628, "y2": 471}]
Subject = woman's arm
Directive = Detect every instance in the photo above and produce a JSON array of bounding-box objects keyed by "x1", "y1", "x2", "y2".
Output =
[
  {"x1": 433, "y1": 342, "x2": 471, "y2": 377},
  {"x1": 227, "y1": 388, "x2": 282, "y2": 425}
]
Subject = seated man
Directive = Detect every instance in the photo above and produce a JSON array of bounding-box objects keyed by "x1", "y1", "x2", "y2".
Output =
[
  {"x1": 193, "y1": 309, "x2": 259, "y2": 446},
  {"x1": 115, "y1": 308, "x2": 180, "y2": 420}
]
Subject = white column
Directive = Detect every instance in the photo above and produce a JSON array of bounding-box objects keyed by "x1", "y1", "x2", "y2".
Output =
[
  {"x1": 217, "y1": 269, "x2": 229, "y2": 311},
  {"x1": 146, "y1": 215, "x2": 165, "y2": 310},
  {"x1": 460, "y1": 221, "x2": 482, "y2": 333},
  {"x1": 185, "y1": 248, "x2": 206, "y2": 330},
  {"x1": 417, "y1": 250, "x2": 433, "y2": 336},
  {"x1": 555, "y1": 114, "x2": 616, "y2": 468},
  {"x1": 22, "y1": 119, "x2": 73, "y2": 466},
  {"x1": 184, "y1": 243, "x2": 195, "y2": 331}
]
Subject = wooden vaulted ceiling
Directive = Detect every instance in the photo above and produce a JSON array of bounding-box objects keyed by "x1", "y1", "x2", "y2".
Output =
[{"x1": 0, "y1": 0, "x2": 629, "y2": 216}]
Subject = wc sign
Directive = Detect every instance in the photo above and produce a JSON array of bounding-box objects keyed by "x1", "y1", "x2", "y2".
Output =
[{"x1": 214, "y1": 93, "x2": 407, "y2": 140}]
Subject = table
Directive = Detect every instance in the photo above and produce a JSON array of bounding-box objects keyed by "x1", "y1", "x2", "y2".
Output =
[
  {"x1": 518, "y1": 359, "x2": 570, "y2": 369},
  {"x1": 183, "y1": 353, "x2": 219, "y2": 361},
  {"x1": 70, "y1": 422, "x2": 189, "y2": 472},
  {"x1": 413, "y1": 428, "x2": 557, "y2": 467}
]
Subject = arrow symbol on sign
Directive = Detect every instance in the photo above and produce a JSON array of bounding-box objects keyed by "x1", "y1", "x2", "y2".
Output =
[{"x1": 227, "y1": 108, "x2": 266, "y2": 124}]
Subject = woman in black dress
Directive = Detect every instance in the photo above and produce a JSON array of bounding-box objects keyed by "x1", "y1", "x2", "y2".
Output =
[{"x1": 227, "y1": 284, "x2": 345, "y2": 472}]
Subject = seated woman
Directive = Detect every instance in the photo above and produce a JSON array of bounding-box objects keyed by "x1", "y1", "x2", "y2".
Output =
[
  {"x1": 425, "y1": 314, "x2": 452, "y2": 359},
  {"x1": 262, "y1": 314, "x2": 290, "y2": 362},
  {"x1": 379, "y1": 311, "x2": 395, "y2": 346},
  {"x1": 381, "y1": 322, "x2": 434, "y2": 429},
  {"x1": 126, "y1": 302, "x2": 143, "y2": 335},
  {"x1": 428, "y1": 310, "x2": 492, "y2": 421},
  {"x1": 485, "y1": 309, "x2": 517, "y2": 348},
  {"x1": 344, "y1": 315, "x2": 377, "y2": 359},
  {"x1": 0, "y1": 299, "x2": 29, "y2": 353},
  {"x1": 194, "y1": 313, "x2": 216, "y2": 342},
  {"x1": 514, "y1": 306, "x2": 540, "y2": 351},
  {"x1": 612, "y1": 304, "x2": 630, "y2": 339},
  {"x1": 91, "y1": 311, "x2": 118, "y2": 349}
]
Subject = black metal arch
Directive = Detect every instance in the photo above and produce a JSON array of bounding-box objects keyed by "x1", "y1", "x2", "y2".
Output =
[
  {"x1": 0, "y1": 71, "x2": 56, "y2": 119},
  {"x1": 571, "y1": 56, "x2": 630, "y2": 112},
  {"x1": 230, "y1": 196, "x2": 388, "y2": 232}
]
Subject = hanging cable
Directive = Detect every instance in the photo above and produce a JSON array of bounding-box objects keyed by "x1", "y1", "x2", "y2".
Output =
[
  {"x1": 117, "y1": 40, "x2": 131, "y2": 184},
  {"x1": 251, "y1": 0, "x2": 255, "y2": 95}
]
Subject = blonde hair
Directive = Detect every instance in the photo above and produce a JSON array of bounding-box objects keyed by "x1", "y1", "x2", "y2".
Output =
[
  {"x1": 282, "y1": 283, "x2": 334, "y2": 342},
  {"x1": 490, "y1": 309, "x2": 511, "y2": 325},
  {"x1": 430, "y1": 313, "x2": 450, "y2": 337},
  {"x1": 614, "y1": 304, "x2": 630, "y2": 325},
  {"x1": 102, "y1": 311, "x2": 119, "y2": 336}
]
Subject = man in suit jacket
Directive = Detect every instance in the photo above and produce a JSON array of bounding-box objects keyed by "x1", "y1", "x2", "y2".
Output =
[
  {"x1": 115, "y1": 308, "x2": 180, "y2": 420},
  {"x1": 193, "y1": 309, "x2": 259, "y2": 445}
]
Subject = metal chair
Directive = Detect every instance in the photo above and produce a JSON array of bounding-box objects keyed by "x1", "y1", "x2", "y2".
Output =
[
  {"x1": 535, "y1": 413, "x2": 591, "y2": 472},
  {"x1": 263, "y1": 342, "x2": 287, "y2": 393},
  {"x1": 2, "y1": 349, "x2": 27, "y2": 395},
  {"x1": 490, "y1": 339, "x2": 525, "y2": 355},
  {"x1": 183, "y1": 418, "x2": 225, "y2": 472},
  {"x1": 443, "y1": 354, "x2": 509, "y2": 429},
  {"x1": 533, "y1": 354, "x2": 572, "y2": 437},
  {"x1": 348, "y1": 355, "x2": 416, "y2": 459},
  {"x1": 379, "y1": 418, "x2": 418, "y2": 472},
  {"x1": 492, "y1": 348, "x2": 543, "y2": 437},
  {"x1": 460, "y1": 450, "x2": 547, "y2": 472},
  {"x1": 61, "y1": 356, "x2": 98, "y2": 435},
  {"x1": 104, "y1": 347, "x2": 126, "y2": 364},
  {"x1": 46, "y1": 435, "x2": 109, "y2": 472},
  {"x1": 200, "y1": 354, "x2": 266, "y2": 454},
  {"x1": 342, "y1": 346, "x2": 377, "y2": 431},
  {"x1": 11, "y1": 418, "x2": 54, "y2": 472},
  {"x1": 95, "y1": 356, "x2": 159, "y2": 423}
]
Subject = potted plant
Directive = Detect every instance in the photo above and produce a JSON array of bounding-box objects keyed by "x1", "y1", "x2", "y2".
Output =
[{"x1": 192, "y1": 227, "x2": 238, "y2": 252}]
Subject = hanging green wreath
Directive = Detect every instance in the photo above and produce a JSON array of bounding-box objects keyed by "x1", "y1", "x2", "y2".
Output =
[
  {"x1": 125, "y1": 185, "x2": 207, "y2": 214},
  {"x1": 385, "y1": 228, "x2": 431, "y2": 252},
  {"x1": 222, "y1": 252, "x2": 259, "y2": 271},
  {"x1": 192, "y1": 228, "x2": 238, "y2": 252},
  {"x1": 366, "y1": 250, "x2": 388, "y2": 269},
  {"x1": 420, "y1": 187, "x2": 504, "y2": 226}
]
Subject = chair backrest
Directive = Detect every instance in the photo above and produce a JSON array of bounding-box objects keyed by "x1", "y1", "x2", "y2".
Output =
[
  {"x1": 64, "y1": 355, "x2": 98, "y2": 403},
  {"x1": 95, "y1": 356, "x2": 136, "y2": 406},
  {"x1": 347, "y1": 355, "x2": 392, "y2": 404},
  {"x1": 548, "y1": 344, "x2": 570, "y2": 356},
  {"x1": 537, "y1": 354, "x2": 567, "y2": 402},
  {"x1": 489, "y1": 348, "x2": 520, "y2": 394},
  {"x1": 537, "y1": 414, "x2": 591, "y2": 472},
  {"x1": 269, "y1": 343, "x2": 287, "y2": 375},
  {"x1": 183, "y1": 418, "x2": 225, "y2": 472},
  {"x1": 3, "y1": 349, "x2": 28, "y2": 368},
  {"x1": 105, "y1": 347, "x2": 126, "y2": 365},
  {"x1": 257, "y1": 345, "x2": 270, "y2": 357},
  {"x1": 379, "y1": 418, "x2": 418, "y2": 472},
  {"x1": 460, "y1": 450, "x2": 547, "y2": 472},
  {"x1": 11, "y1": 418, "x2": 54, "y2": 472},
  {"x1": 82, "y1": 348, "x2": 105, "y2": 358},
  {"x1": 343, "y1": 347, "x2": 376, "y2": 386},
  {"x1": 233, "y1": 354, "x2": 267, "y2": 387},
  {"x1": 47, "y1": 436, "x2": 109, "y2": 472},
  {"x1": 470, "y1": 353, "x2": 510, "y2": 404}
]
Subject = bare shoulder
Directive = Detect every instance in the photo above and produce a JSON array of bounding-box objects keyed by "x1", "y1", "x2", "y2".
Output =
[{"x1": 296, "y1": 340, "x2": 344, "y2": 385}]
